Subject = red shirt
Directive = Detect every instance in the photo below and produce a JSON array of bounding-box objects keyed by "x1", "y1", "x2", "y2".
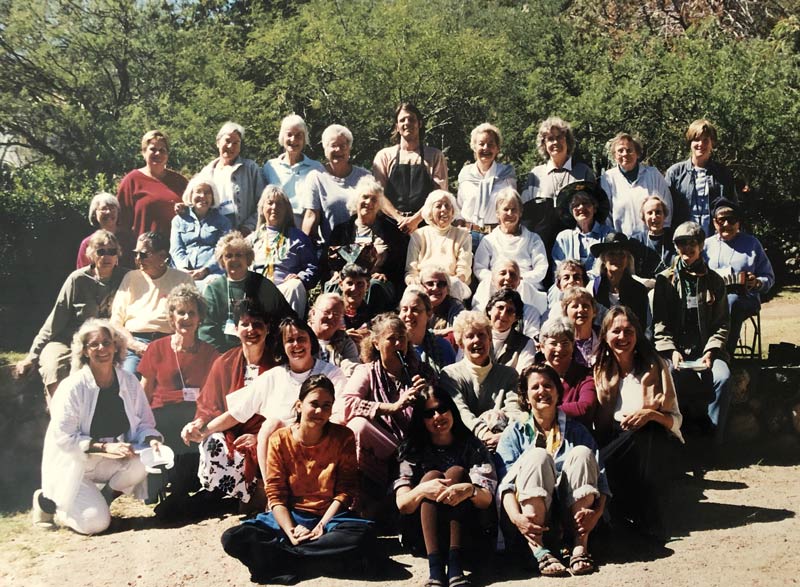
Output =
[
  {"x1": 138, "y1": 337, "x2": 219, "y2": 409},
  {"x1": 117, "y1": 169, "x2": 187, "y2": 237}
]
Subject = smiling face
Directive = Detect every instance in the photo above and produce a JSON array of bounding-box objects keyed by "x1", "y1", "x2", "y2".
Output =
[
  {"x1": 399, "y1": 295, "x2": 429, "y2": 340},
  {"x1": 431, "y1": 196, "x2": 454, "y2": 228},
  {"x1": 396, "y1": 109, "x2": 421, "y2": 143},
  {"x1": 340, "y1": 276, "x2": 367, "y2": 307},
  {"x1": 324, "y1": 134, "x2": 351, "y2": 167},
  {"x1": 643, "y1": 199, "x2": 666, "y2": 234},
  {"x1": 236, "y1": 314, "x2": 268, "y2": 348},
  {"x1": 309, "y1": 298, "x2": 343, "y2": 341},
  {"x1": 95, "y1": 203, "x2": 119, "y2": 230},
  {"x1": 422, "y1": 394, "x2": 454, "y2": 438},
  {"x1": 170, "y1": 300, "x2": 200, "y2": 339},
  {"x1": 488, "y1": 300, "x2": 517, "y2": 333},
  {"x1": 134, "y1": 238, "x2": 168, "y2": 278},
  {"x1": 283, "y1": 325, "x2": 313, "y2": 371},
  {"x1": 675, "y1": 239, "x2": 702, "y2": 265},
  {"x1": 421, "y1": 271, "x2": 449, "y2": 307},
  {"x1": 461, "y1": 326, "x2": 491, "y2": 366},
  {"x1": 142, "y1": 138, "x2": 168, "y2": 169},
  {"x1": 497, "y1": 198, "x2": 521, "y2": 234},
  {"x1": 691, "y1": 134, "x2": 713, "y2": 167},
  {"x1": 191, "y1": 183, "x2": 213, "y2": 215},
  {"x1": 473, "y1": 131, "x2": 499, "y2": 167},
  {"x1": 603, "y1": 249, "x2": 628, "y2": 275},
  {"x1": 493, "y1": 263, "x2": 521, "y2": 291},
  {"x1": 356, "y1": 191, "x2": 381, "y2": 223},
  {"x1": 614, "y1": 138, "x2": 638, "y2": 172},
  {"x1": 571, "y1": 193, "x2": 597, "y2": 226},
  {"x1": 90, "y1": 239, "x2": 119, "y2": 276},
  {"x1": 296, "y1": 387, "x2": 334, "y2": 429},
  {"x1": 221, "y1": 248, "x2": 249, "y2": 281},
  {"x1": 542, "y1": 334, "x2": 573, "y2": 372},
  {"x1": 262, "y1": 194, "x2": 286, "y2": 227},
  {"x1": 713, "y1": 212, "x2": 740, "y2": 242},
  {"x1": 557, "y1": 266, "x2": 585, "y2": 291},
  {"x1": 565, "y1": 298, "x2": 595, "y2": 330},
  {"x1": 374, "y1": 324, "x2": 408, "y2": 366},
  {"x1": 605, "y1": 314, "x2": 637, "y2": 361},
  {"x1": 83, "y1": 329, "x2": 116, "y2": 368},
  {"x1": 217, "y1": 131, "x2": 241, "y2": 164},
  {"x1": 283, "y1": 125, "x2": 306, "y2": 156},
  {"x1": 525, "y1": 372, "x2": 559, "y2": 419},
  {"x1": 543, "y1": 129, "x2": 567, "y2": 162}
]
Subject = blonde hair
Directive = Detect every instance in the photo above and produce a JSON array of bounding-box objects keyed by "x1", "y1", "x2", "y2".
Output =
[
  {"x1": 140, "y1": 129, "x2": 169, "y2": 152},
  {"x1": 214, "y1": 231, "x2": 254, "y2": 266},
  {"x1": 470, "y1": 123, "x2": 502, "y2": 151},
  {"x1": 452, "y1": 311, "x2": 491, "y2": 347}
]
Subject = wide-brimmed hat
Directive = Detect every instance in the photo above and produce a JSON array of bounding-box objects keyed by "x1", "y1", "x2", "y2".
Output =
[
  {"x1": 589, "y1": 232, "x2": 635, "y2": 257},
  {"x1": 556, "y1": 181, "x2": 610, "y2": 227}
]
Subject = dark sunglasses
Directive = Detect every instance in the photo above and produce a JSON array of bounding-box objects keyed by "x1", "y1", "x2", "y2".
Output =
[
  {"x1": 96, "y1": 248, "x2": 119, "y2": 257},
  {"x1": 422, "y1": 404, "x2": 449, "y2": 419},
  {"x1": 134, "y1": 250, "x2": 150, "y2": 259},
  {"x1": 423, "y1": 280, "x2": 448, "y2": 289},
  {"x1": 715, "y1": 216, "x2": 738, "y2": 225}
]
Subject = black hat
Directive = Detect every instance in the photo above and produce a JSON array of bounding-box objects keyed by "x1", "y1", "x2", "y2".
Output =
[
  {"x1": 589, "y1": 232, "x2": 635, "y2": 257},
  {"x1": 556, "y1": 181, "x2": 610, "y2": 227},
  {"x1": 712, "y1": 197, "x2": 740, "y2": 218}
]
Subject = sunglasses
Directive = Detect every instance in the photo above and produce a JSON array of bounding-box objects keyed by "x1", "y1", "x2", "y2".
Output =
[
  {"x1": 134, "y1": 250, "x2": 150, "y2": 259},
  {"x1": 96, "y1": 248, "x2": 119, "y2": 257},
  {"x1": 715, "y1": 216, "x2": 738, "y2": 225},
  {"x1": 423, "y1": 280, "x2": 448, "y2": 289},
  {"x1": 422, "y1": 404, "x2": 449, "y2": 419}
]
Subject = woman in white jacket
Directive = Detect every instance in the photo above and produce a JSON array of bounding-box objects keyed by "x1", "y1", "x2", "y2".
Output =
[{"x1": 33, "y1": 319, "x2": 163, "y2": 534}]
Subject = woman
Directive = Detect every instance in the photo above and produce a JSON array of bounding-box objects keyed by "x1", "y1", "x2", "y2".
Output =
[
  {"x1": 333, "y1": 313, "x2": 431, "y2": 492},
  {"x1": 116, "y1": 129, "x2": 188, "y2": 237},
  {"x1": 631, "y1": 196, "x2": 675, "y2": 287},
  {"x1": 594, "y1": 306, "x2": 684, "y2": 539},
  {"x1": 395, "y1": 388, "x2": 496, "y2": 587},
  {"x1": 17, "y1": 230, "x2": 130, "y2": 398},
  {"x1": 308, "y1": 293, "x2": 361, "y2": 377},
  {"x1": 399, "y1": 287, "x2": 456, "y2": 375},
  {"x1": 263, "y1": 114, "x2": 325, "y2": 228},
  {"x1": 666, "y1": 119, "x2": 738, "y2": 234},
  {"x1": 561, "y1": 286, "x2": 600, "y2": 368},
  {"x1": 76, "y1": 192, "x2": 136, "y2": 269},
  {"x1": 301, "y1": 124, "x2": 371, "y2": 243},
  {"x1": 248, "y1": 185, "x2": 318, "y2": 316},
  {"x1": 373, "y1": 102, "x2": 448, "y2": 234},
  {"x1": 545, "y1": 259, "x2": 588, "y2": 320},
  {"x1": 137, "y1": 285, "x2": 219, "y2": 503},
  {"x1": 419, "y1": 263, "x2": 465, "y2": 340},
  {"x1": 521, "y1": 117, "x2": 596, "y2": 251},
  {"x1": 405, "y1": 190, "x2": 472, "y2": 301},
  {"x1": 198, "y1": 317, "x2": 345, "y2": 490},
  {"x1": 326, "y1": 176, "x2": 408, "y2": 307},
  {"x1": 32, "y1": 319, "x2": 163, "y2": 534},
  {"x1": 200, "y1": 121, "x2": 264, "y2": 234},
  {"x1": 485, "y1": 289, "x2": 536, "y2": 375},
  {"x1": 589, "y1": 232, "x2": 649, "y2": 330},
  {"x1": 474, "y1": 187, "x2": 548, "y2": 291},
  {"x1": 551, "y1": 181, "x2": 612, "y2": 276},
  {"x1": 539, "y1": 316, "x2": 597, "y2": 428},
  {"x1": 600, "y1": 132, "x2": 673, "y2": 235},
  {"x1": 704, "y1": 198, "x2": 774, "y2": 355},
  {"x1": 654, "y1": 221, "x2": 731, "y2": 444},
  {"x1": 199, "y1": 232, "x2": 294, "y2": 352},
  {"x1": 439, "y1": 311, "x2": 520, "y2": 449},
  {"x1": 170, "y1": 175, "x2": 232, "y2": 283},
  {"x1": 222, "y1": 375, "x2": 373, "y2": 585},
  {"x1": 497, "y1": 364, "x2": 608, "y2": 576},
  {"x1": 457, "y1": 122, "x2": 517, "y2": 250},
  {"x1": 472, "y1": 259, "x2": 545, "y2": 339},
  {"x1": 110, "y1": 232, "x2": 194, "y2": 374},
  {"x1": 182, "y1": 299, "x2": 278, "y2": 507}
]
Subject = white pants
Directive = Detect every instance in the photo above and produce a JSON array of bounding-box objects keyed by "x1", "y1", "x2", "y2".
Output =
[
  {"x1": 277, "y1": 278, "x2": 307, "y2": 317},
  {"x1": 515, "y1": 445, "x2": 600, "y2": 511},
  {"x1": 56, "y1": 454, "x2": 147, "y2": 535}
]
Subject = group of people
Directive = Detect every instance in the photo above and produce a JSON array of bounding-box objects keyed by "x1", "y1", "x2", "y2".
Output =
[{"x1": 20, "y1": 106, "x2": 776, "y2": 585}]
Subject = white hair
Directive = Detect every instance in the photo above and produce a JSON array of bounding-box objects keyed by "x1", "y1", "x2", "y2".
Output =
[
  {"x1": 321, "y1": 124, "x2": 353, "y2": 149},
  {"x1": 182, "y1": 174, "x2": 222, "y2": 209},
  {"x1": 347, "y1": 176, "x2": 386, "y2": 215},
  {"x1": 88, "y1": 192, "x2": 120, "y2": 227},
  {"x1": 216, "y1": 121, "x2": 245, "y2": 142},
  {"x1": 420, "y1": 190, "x2": 460, "y2": 225},
  {"x1": 279, "y1": 114, "x2": 309, "y2": 145}
]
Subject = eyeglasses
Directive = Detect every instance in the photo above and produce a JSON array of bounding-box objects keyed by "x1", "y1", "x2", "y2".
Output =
[
  {"x1": 423, "y1": 280, "x2": 448, "y2": 289},
  {"x1": 422, "y1": 404, "x2": 450, "y2": 419},
  {"x1": 86, "y1": 340, "x2": 113, "y2": 350},
  {"x1": 715, "y1": 216, "x2": 738, "y2": 225},
  {"x1": 134, "y1": 250, "x2": 150, "y2": 259},
  {"x1": 95, "y1": 248, "x2": 119, "y2": 257}
]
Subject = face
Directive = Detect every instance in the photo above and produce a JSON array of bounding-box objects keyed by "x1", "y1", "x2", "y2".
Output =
[
  {"x1": 170, "y1": 300, "x2": 200, "y2": 337},
  {"x1": 691, "y1": 134, "x2": 713, "y2": 164},
  {"x1": 571, "y1": 194, "x2": 596, "y2": 225},
  {"x1": 605, "y1": 314, "x2": 637, "y2": 359},
  {"x1": 494, "y1": 264, "x2": 520, "y2": 291},
  {"x1": 558, "y1": 267, "x2": 585, "y2": 291},
  {"x1": 374, "y1": 325, "x2": 408, "y2": 364},
  {"x1": 83, "y1": 330, "x2": 116, "y2": 367},
  {"x1": 263, "y1": 195, "x2": 286, "y2": 226},
  {"x1": 643, "y1": 200, "x2": 665, "y2": 233},
  {"x1": 217, "y1": 132, "x2": 241, "y2": 163},
  {"x1": 237, "y1": 314, "x2": 268, "y2": 347},
  {"x1": 134, "y1": 239, "x2": 167, "y2": 276},
  {"x1": 713, "y1": 213, "x2": 740, "y2": 241},
  {"x1": 296, "y1": 387, "x2": 334, "y2": 429},
  {"x1": 565, "y1": 298, "x2": 595, "y2": 329},
  {"x1": 488, "y1": 300, "x2": 517, "y2": 332},
  {"x1": 340, "y1": 276, "x2": 367, "y2": 306},
  {"x1": 675, "y1": 239, "x2": 702, "y2": 265},
  {"x1": 357, "y1": 191, "x2": 380, "y2": 220},
  {"x1": 95, "y1": 203, "x2": 119, "y2": 228},
  {"x1": 396, "y1": 109, "x2": 420, "y2": 142},
  {"x1": 431, "y1": 197, "x2": 454, "y2": 228},
  {"x1": 283, "y1": 326, "x2": 312, "y2": 367},
  {"x1": 421, "y1": 272, "x2": 449, "y2": 307},
  {"x1": 461, "y1": 326, "x2": 490, "y2": 365},
  {"x1": 543, "y1": 129, "x2": 567, "y2": 161},
  {"x1": 603, "y1": 249, "x2": 628, "y2": 273},
  {"x1": 90, "y1": 240, "x2": 119, "y2": 274},
  {"x1": 399, "y1": 296, "x2": 429, "y2": 334},
  {"x1": 324, "y1": 134, "x2": 351, "y2": 167},
  {"x1": 283, "y1": 125, "x2": 306, "y2": 155},
  {"x1": 142, "y1": 139, "x2": 168, "y2": 168},
  {"x1": 498, "y1": 199, "x2": 521, "y2": 233},
  {"x1": 221, "y1": 248, "x2": 249, "y2": 280},
  {"x1": 310, "y1": 299, "x2": 343, "y2": 340},
  {"x1": 422, "y1": 394, "x2": 453, "y2": 437},
  {"x1": 525, "y1": 372, "x2": 559, "y2": 416},
  {"x1": 613, "y1": 138, "x2": 638, "y2": 172},
  {"x1": 191, "y1": 184, "x2": 213, "y2": 214},
  {"x1": 473, "y1": 131, "x2": 499, "y2": 166},
  {"x1": 542, "y1": 334, "x2": 573, "y2": 370}
]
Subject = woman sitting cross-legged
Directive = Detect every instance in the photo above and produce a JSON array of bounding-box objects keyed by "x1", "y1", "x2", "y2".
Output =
[
  {"x1": 394, "y1": 387, "x2": 496, "y2": 587},
  {"x1": 222, "y1": 375, "x2": 374, "y2": 584},
  {"x1": 496, "y1": 364, "x2": 609, "y2": 577}
]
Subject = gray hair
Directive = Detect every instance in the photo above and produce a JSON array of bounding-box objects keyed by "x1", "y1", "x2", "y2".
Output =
[
  {"x1": 347, "y1": 176, "x2": 386, "y2": 215},
  {"x1": 217, "y1": 121, "x2": 245, "y2": 142},
  {"x1": 182, "y1": 174, "x2": 222, "y2": 209},
  {"x1": 312, "y1": 292, "x2": 344, "y2": 310},
  {"x1": 399, "y1": 285, "x2": 432, "y2": 314},
  {"x1": 536, "y1": 116, "x2": 576, "y2": 160},
  {"x1": 214, "y1": 231, "x2": 254, "y2": 266},
  {"x1": 279, "y1": 114, "x2": 309, "y2": 146},
  {"x1": 420, "y1": 190, "x2": 460, "y2": 225},
  {"x1": 322, "y1": 124, "x2": 353, "y2": 149},
  {"x1": 539, "y1": 316, "x2": 576, "y2": 343},
  {"x1": 419, "y1": 261, "x2": 451, "y2": 284},
  {"x1": 85, "y1": 230, "x2": 120, "y2": 260},
  {"x1": 71, "y1": 319, "x2": 127, "y2": 371},
  {"x1": 88, "y1": 192, "x2": 120, "y2": 227},
  {"x1": 607, "y1": 131, "x2": 643, "y2": 160},
  {"x1": 495, "y1": 186, "x2": 523, "y2": 213},
  {"x1": 256, "y1": 184, "x2": 295, "y2": 232},
  {"x1": 639, "y1": 195, "x2": 670, "y2": 221},
  {"x1": 470, "y1": 122, "x2": 502, "y2": 151}
]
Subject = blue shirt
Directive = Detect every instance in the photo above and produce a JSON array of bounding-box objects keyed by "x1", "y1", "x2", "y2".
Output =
[
  {"x1": 262, "y1": 154, "x2": 325, "y2": 215},
  {"x1": 551, "y1": 221, "x2": 612, "y2": 276},
  {"x1": 169, "y1": 208, "x2": 232, "y2": 274}
]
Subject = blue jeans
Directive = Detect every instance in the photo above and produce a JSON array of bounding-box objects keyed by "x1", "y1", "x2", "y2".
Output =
[
  {"x1": 123, "y1": 334, "x2": 163, "y2": 377},
  {"x1": 672, "y1": 358, "x2": 731, "y2": 445},
  {"x1": 726, "y1": 293, "x2": 760, "y2": 355}
]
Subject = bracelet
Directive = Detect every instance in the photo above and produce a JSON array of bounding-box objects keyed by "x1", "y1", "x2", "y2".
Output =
[{"x1": 471, "y1": 484, "x2": 478, "y2": 499}]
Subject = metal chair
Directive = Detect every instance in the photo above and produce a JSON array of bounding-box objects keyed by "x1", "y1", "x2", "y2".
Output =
[{"x1": 734, "y1": 310, "x2": 762, "y2": 360}]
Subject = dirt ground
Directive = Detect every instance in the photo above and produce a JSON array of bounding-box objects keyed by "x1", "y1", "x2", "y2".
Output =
[{"x1": 1, "y1": 288, "x2": 799, "y2": 587}]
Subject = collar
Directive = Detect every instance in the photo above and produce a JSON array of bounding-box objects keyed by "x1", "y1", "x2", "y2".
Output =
[{"x1": 546, "y1": 156, "x2": 573, "y2": 173}]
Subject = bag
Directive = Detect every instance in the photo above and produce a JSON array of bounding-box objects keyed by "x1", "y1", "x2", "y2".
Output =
[{"x1": 326, "y1": 242, "x2": 378, "y2": 273}]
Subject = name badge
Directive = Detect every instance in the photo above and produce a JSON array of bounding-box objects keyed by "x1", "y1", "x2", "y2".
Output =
[
  {"x1": 686, "y1": 295, "x2": 699, "y2": 309},
  {"x1": 182, "y1": 387, "x2": 200, "y2": 402},
  {"x1": 354, "y1": 235, "x2": 371, "y2": 245},
  {"x1": 224, "y1": 318, "x2": 238, "y2": 336}
]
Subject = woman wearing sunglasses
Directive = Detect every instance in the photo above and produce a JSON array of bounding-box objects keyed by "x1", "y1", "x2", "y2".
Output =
[
  {"x1": 17, "y1": 230, "x2": 131, "y2": 400},
  {"x1": 394, "y1": 387, "x2": 496, "y2": 587}
]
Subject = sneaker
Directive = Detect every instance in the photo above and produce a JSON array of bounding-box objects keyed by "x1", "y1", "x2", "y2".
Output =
[{"x1": 32, "y1": 489, "x2": 55, "y2": 530}]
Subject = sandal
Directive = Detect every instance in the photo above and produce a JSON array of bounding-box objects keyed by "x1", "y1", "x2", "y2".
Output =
[
  {"x1": 569, "y1": 551, "x2": 595, "y2": 576},
  {"x1": 424, "y1": 579, "x2": 446, "y2": 587},
  {"x1": 448, "y1": 575, "x2": 472, "y2": 587},
  {"x1": 533, "y1": 548, "x2": 568, "y2": 577}
]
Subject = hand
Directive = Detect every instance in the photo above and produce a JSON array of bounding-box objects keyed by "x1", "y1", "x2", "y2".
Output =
[
  {"x1": 417, "y1": 477, "x2": 452, "y2": 500},
  {"x1": 671, "y1": 350, "x2": 683, "y2": 368},
  {"x1": 14, "y1": 356, "x2": 36, "y2": 378},
  {"x1": 574, "y1": 506, "x2": 601, "y2": 536},
  {"x1": 512, "y1": 512, "x2": 548, "y2": 542},
  {"x1": 284, "y1": 273, "x2": 300, "y2": 282},
  {"x1": 371, "y1": 272, "x2": 387, "y2": 282},
  {"x1": 174, "y1": 202, "x2": 189, "y2": 215},
  {"x1": 149, "y1": 438, "x2": 163, "y2": 456},
  {"x1": 346, "y1": 327, "x2": 368, "y2": 345},
  {"x1": 436, "y1": 482, "x2": 473, "y2": 507},
  {"x1": 745, "y1": 273, "x2": 760, "y2": 291},
  {"x1": 397, "y1": 214, "x2": 422, "y2": 234},
  {"x1": 181, "y1": 419, "x2": 204, "y2": 445},
  {"x1": 393, "y1": 387, "x2": 418, "y2": 413},
  {"x1": 620, "y1": 409, "x2": 654, "y2": 431},
  {"x1": 308, "y1": 521, "x2": 326, "y2": 541},
  {"x1": 233, "y1": 433, "x2": 257, "y2": 450},
  {"x1": 702, "y1": 350, "x2": 714, "y2": 370},
  {"x1": 104, "y1": 442, "x2": 135, "y2": 457},
  {"x1": 482, "y1": 431, "x2": 502, "y2": 450},
  {"x1": 289, "y1": 524, "x2": 313, "y2": 545},
  {"x1": 189, "y1": 268, "x2": 209, "y2": 280}
]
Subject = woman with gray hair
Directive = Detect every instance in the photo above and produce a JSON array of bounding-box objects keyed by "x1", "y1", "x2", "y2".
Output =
[
  {"x1": 17, "y1": 230, "x2": 130, "y2": 399},
  {"x1": 405, "y1": 190, "x2": 472, "y2": 300},
  {"x1": 588, "y1": 233, "x2": 649, "y2": 329},
  {"x1": 247, "y1": 184, "x2": 318, "y2": 316},
  {"x1": 76, "y1": 192, "x2": 136, "y2": 269},
  {"x1": 262, "y1": 114, "x2": 325, "y2": 228},
  {"x1": 521, "y1": 117, "x2": 596, "y2": 252},
  {"x1": 300, "y1": 124, "x2": 371, "y2": 243},
  {"x1": 32, "y1": 319, "x2": 163, "y2": 534},
  {"x1": 200, "y1": 121, "x2": 264, "y2": 235}
]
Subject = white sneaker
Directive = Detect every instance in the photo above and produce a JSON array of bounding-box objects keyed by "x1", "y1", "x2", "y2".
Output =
[{"x1": 32, "y1": 489, "x2": 55, "y2": 530}]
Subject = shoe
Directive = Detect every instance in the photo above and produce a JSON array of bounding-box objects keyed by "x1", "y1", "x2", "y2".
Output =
[{"x1": 32, "y1": 489, "x2": 55, "y2": 530}]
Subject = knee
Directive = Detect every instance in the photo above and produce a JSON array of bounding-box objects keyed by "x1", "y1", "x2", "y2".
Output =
[
  {"x1": 346, "y1": 416, "x2": 373, "y2": 439},
  {"x1": 68, "y1": 504, "x2": 111, "y2": 535},
  {"x1": 444, "y1": 465, "x2": 467, "y2": 482},
  {"x1": 564, "y1": 444, "x2": 594, "y2": 465},
  {"x1": 517, "y1": 447, "x2": 551, "y2": 472},
  {"x1": 421, "y1": 470, "x2": 445, "y2": 482}
]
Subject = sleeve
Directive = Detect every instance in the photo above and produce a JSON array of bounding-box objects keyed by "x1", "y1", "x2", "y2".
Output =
[
  {"x1": 300, "y1": 170, "x2": 322, "y2": 211},
  {"x1": 169, "y1": 216, "x2": 191, "y2": 270},
  {"x1": 520, "y1": 170, "x2": 540, "y2": 203},
  {"x1": 454, "y1": 230, "x2": 473, "y2": 283},
  {"x1": 331, "y1": 365, "x2": 378, "y2": 424},
  {"x1": 405, "y1": 232, "x2": 424, "y2": 285},
  {"x1": 110, "y1": 273, "x2": 132, "y2": 330},
  {"x1": 194, "y1": 354, "x2": 228, "y2": 422},
  {"x1": 473, "y1": 236, "x2": 493, "y2": 282},
  {"x1": 371, "y1": 149, "x2": 390, "y2": 188},
  {"x1": 665, "y1": 164, "x2": 690, "y2": 226},
  {"x1": 28, "y1": 275, "x2": 75, "y2": 358},
  {"x1": 652, "y1": 169, "x2": 674, "y2": 228},
  {"x1": 495, "y1": 424, "x2": 523, "y2": 495},
  {"x1": 515, "y1": 338, "x2": 537, "y2": 375},
  {"x1": 703, "y1": 275, "x2": 730, "y2": 355},
  {"x1": 204, "y1": 214, "x2": 233, "y2": 273},
  {"x1": 116, "y1": 173, "x2": 135, "y2": 233},
  {"x1": 332, "y1": 428, "x2": 359, "y2": 508},
  {"x1": 440, "y1": 368, "x2": 483, "y2": 437},
  {"x1": 136, "y1": 340, "x2": 159, "y2": 380},
  {"x1": 559, "y1": 374, "x2": 597, "y2": 423},
  {"x1": 521, "y1": 231, "x2": 549, "y2": 287},
  {"x1": 500, "y1": 370, "x2": 521, "y2": 420},
  {"x1": 393, "y1": 457, "x2": 417, "y2": 491},
  {"x1": 49, "y1": 378, "x2": 92, "y2": 454},
  {"x1": 294, "y1": 231, "x2": 320, "y2": 288},
  {"x1": 129, "y1": 376, "x2": 162, "y2": 444},
  {"x1": 265, "y1": 432, "x2": 290, "y2": 510},
  {"x1": 226, "y1": 380, "x2": 263, "y2": 423},
  {"x1": 241, "y1": 163, "x2": 264, "y2": 232},
  {"x1": 551, "y1": 231, "x2": 568, "y2": 269},
  {"x1": 429, "y1": 148, "x2": 448, "y2": 191},
  {"x1": 76, "y1": 238, "x2": 90, "y2": 269},
  {"x1": 753, "y1": 239, "x2": 775, "y2": 294},
  {"x1": 652, "y1": 274, "x2": 677, "y2": 354},
  {"x1": 197, "y1": 278, "x2": 227, "y2": 350}
]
